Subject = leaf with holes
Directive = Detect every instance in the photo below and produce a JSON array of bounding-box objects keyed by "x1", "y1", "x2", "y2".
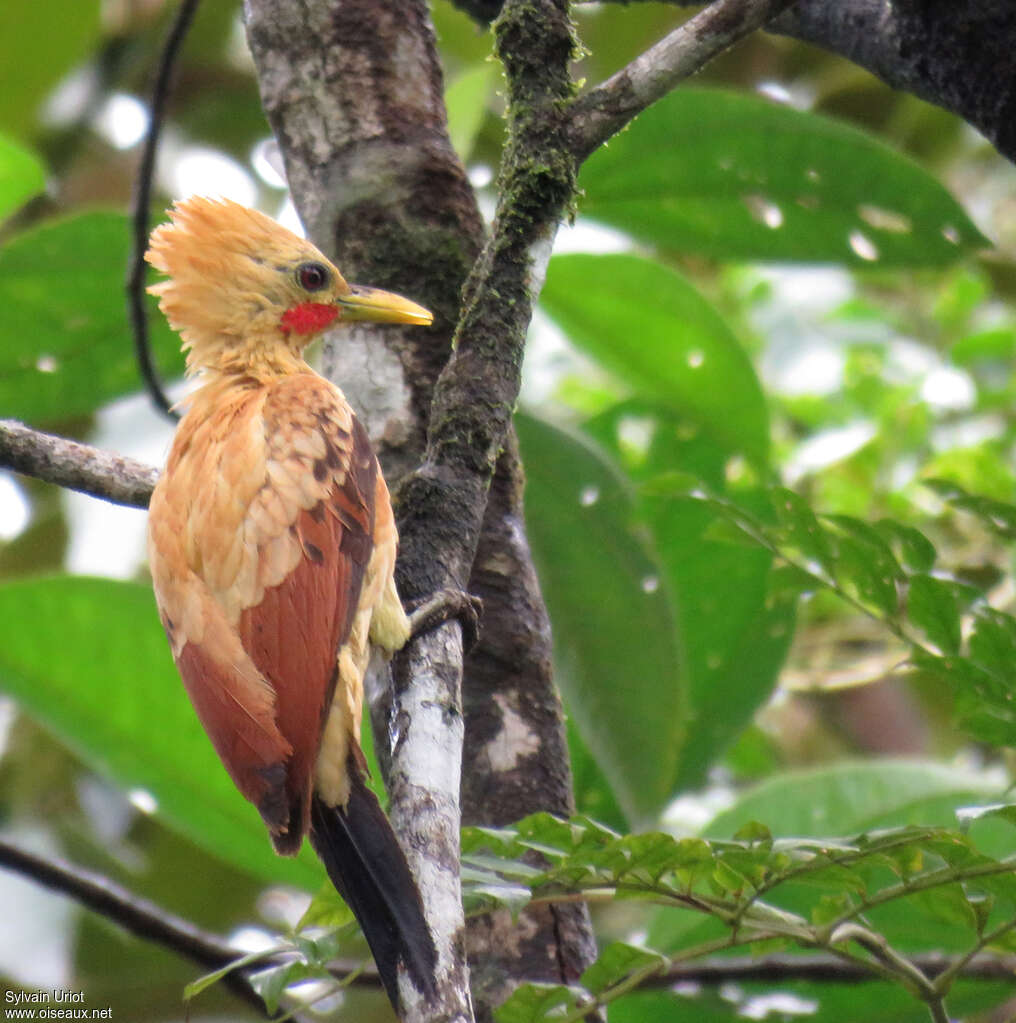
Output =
[
  {"x1": 924, "y1": 477, "x2": 1016, "y2": 540},
  {"x1": 824, "y1": 516, "x2": 903, "y2": 617},
  {"x1": 772, "y1": 488, "x2": 836, "y2": 579},
  {"x1": 872, "y1": 519, "x2": 937, "y2": 573},
  {"x1": 579, "y1": 88, "x2": 987, "y2": 266}
]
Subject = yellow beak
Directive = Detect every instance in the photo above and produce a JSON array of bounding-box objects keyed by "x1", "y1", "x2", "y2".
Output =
[{"x1": 338, "y1": 285, "x2": 433, "y2": 325}]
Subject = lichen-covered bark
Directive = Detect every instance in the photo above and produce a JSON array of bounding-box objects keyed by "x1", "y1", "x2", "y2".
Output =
[
  {"x1": 388, "y1": 6, "x2": 591, "y2": 1009},
  {"x1": 462, "y1": 436, "x2": 598, "y2": 1017}
]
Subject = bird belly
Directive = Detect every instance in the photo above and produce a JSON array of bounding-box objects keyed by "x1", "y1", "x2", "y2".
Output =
[{"x1": 314, "y1": 536, "x2": 410, "y2": 808}]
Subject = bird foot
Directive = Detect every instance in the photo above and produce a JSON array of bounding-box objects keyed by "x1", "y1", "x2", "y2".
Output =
[{"x1": 407, "y1": 589, "x2": 482, "y2": 653}]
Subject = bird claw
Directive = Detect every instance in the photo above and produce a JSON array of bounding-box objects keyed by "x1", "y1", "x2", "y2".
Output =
[{"x1": 407, "y1": 589, "x2": 483, "y2": 653}]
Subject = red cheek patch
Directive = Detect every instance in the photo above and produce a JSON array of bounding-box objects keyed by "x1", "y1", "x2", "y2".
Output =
[{"x1": 280, "y1": 302, "x2": 340, "y2": 335}]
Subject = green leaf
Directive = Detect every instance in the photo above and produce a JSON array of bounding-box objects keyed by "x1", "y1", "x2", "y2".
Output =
[
  {"x1": 578, "y1": 88, "x2": 987, "y2": 266},
  {"x1": 297, "y1": 884, "x2": 355, "y2": 932},
  {"x1": 494, "y1": 982, "x2": 585, "y2": 1023},
  {"x1": 908, "y1": 882, "x2": 979, "y2": 932},
  {"x1": 933, "y1": 268, "x2": 990, "y2": 332},
  {"x1": 912, "y1": 649, "x2": 1016, "y2": 748},
  {"x1": 794, "y1": 861, "x2": 866, "y2": 894},
  {"x1": 907, "y1": 574, "x2": 977, "y2": 655},
  {"x1": 250, "y1": 960, "x2": 331, "y2": 1015},
  {"x1": 445, "y1": 61, "x2": 497, "y2": 161},
  {"x1": 585, "y1": 407, "x2": 793, "y2": 794},
  {"x1": 461, "y1": 861, "x2": 534, "y2": 917},
  {"x1": 811, "y1": 892, "x2": 856, "y2": 926},
  {"x1": 651, "y1": 496, "x2": 795, "y2": 791},
  {"x1": 611, "y1": 991, "x2": 741, "y2": 1023},
  {"x1": 823, "y1": 516, "x2": 902, "y2": 617},
  {"x1": 968, "y1": 608, "x2": 1016, "y2": 686},
  {"x1": 0, "y1": 1, "x2": 101, "y2": 138},
  {"x1": 566, "y1": 713, "x2": 628, "y2": 830},
  {"x1": 184, "y1": 947, "x2": 277, "y2": 1002},
  {"x1": 732, "y1": 820, "x2": 773, "y2": 847},
  {"x1": 516, "y1": 413, "x2": 686, "y2": 825},
  {"x1": 0, "y1": 576, "x2": 322, "y2": 888},
  {"x1": 610, "y1": 983, "x2": 1015, "y2": 1023},
  {"x1": 580, "y1": 942, "x2": 666, "y2": 996},
  {"x1": 703, "y1": 760, "x2": 1005, "y2": 840},
  {"x1": 617, "y1": 832, "x2": 692, "y2": 884},
  {"x1": 772, "y1": 487, "x2": 835, "y2": 578},
  {"x1": 956, "y1": 802, "x2": 1016, "y2": 831},
  {"x1": 0, "y1": 133, "x2": 45, "y2": 221},
  {"x1": 541, "y1": 253, "x2": 769, "y2": 464},
  {"x1": 0, "y1": 212, "x2": 184, "y2": 423},
  {"x1": 951, "y1": 326, "x2": 1016, "y2": 365},
  {"x1": 711, "y1": 856, "x2": 750, "y2": 893},
  {"x1": 872, "y1": 519, "x2": 937, "y2": 573},
  {"x1": 924, "y1": 477, "x2": 1016, "y2": 540}
]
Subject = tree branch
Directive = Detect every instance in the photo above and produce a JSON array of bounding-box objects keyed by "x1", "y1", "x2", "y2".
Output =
[
  {"x1": 456, "y1": 0, "x2": 1016, "y2": 167},
  {"x1": 568, "y1": 0, "x2": 799, "y2": 162},
  {"x1": 243, "y1": 5, "x2": 483, "y2": 1019},
  {"x1": 585, "y1": 0, "x2": 1016, "y2": 166},
  {"x1": 5, "y1": 831, "x2": 1013, "y2": 1003},
  {"x1": 381, "y1": 1, "x2": 579, "y2": 1017},
  {"x1": 646, "y1": 951, "x2": 1016, "y2": 987},
  {"x1": 0, "y1": 419, "x2": 156, "y2": 509},
  {"x1": 0, "y1": 837, "x2": 270, "y2": 1016},
  {"x1": 244, "y1": 3, "x2": 601, "y2": 1019},
  {"x1": 460, "y1": 436, "x2": 598, "y2": 1015},
  {"x1": 769, "y1": 0, "x2": 1016, "y2": 164}
]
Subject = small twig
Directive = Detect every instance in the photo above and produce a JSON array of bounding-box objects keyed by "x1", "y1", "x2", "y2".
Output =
[
  {"x1": 830, "y1": 923, "x2": 952, "y2": 1022},
  {"x1": 568, "y1": 0, "x2": 799, "y2": 162},
  {"x1": 126, "y1": 0, "x2": 201, "y2": 422},
  {"x1": 0, "y1": 837, "x2": 389, "y2": 1014},
  {"x1": 931, "y1": 915, "x2": 1016, "y2": 995},
  {"x1": 825, "y1": 858, "x2": 1016, "y2": 933},
  {"x1": 831, "y1": 923, "x2": 937, "y2": 995},
  {"x1": 0, "y1": 419, "x2": 157, "y2": 508}
]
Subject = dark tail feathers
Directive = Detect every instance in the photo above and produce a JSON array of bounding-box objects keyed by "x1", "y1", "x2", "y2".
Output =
[{"x1": 309, "y1": 777, "x2": 437, "y2": 1009}]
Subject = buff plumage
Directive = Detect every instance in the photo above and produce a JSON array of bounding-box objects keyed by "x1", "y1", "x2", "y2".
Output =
[{"x1": 146, "y1": 196, "x2": 435, "y2": 1008}]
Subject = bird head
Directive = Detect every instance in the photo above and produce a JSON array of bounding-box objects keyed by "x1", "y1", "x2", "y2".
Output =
[{"x1": 146, "y1": 196, "x2": 432, "y2": 378}]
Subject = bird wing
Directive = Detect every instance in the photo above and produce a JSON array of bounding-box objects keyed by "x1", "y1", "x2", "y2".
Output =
[{"x1": 149, "y1": 374, "x2": 376, "y2": 849}]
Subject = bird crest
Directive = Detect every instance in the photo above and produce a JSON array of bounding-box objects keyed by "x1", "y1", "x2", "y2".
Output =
[
  {"x1": 146, "y1": 196, "x2": 349, "y2": 379},
  {"x1": 147, "y1": 196, "x2": 432, "y2": 381}
]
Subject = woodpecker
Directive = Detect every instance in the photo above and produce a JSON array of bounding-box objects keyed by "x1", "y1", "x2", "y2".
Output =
[{"x1": 146, "y1": 196, "x2": 436, "y2": 1008}]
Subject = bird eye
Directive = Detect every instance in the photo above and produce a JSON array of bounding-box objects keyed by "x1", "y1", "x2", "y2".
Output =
[{"x1": 296, "y1": 261, "x2": 331, "y2": 292}]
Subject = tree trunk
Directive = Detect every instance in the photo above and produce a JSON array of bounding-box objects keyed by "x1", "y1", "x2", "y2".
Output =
[{"x1": 244, "y1": 1, "x2": 598, "y2": 1017}]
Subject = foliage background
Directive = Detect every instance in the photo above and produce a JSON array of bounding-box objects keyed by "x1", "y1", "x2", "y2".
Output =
[{"x1": 1, "y1": 1, "x2": 1015, "y2": 1020}]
